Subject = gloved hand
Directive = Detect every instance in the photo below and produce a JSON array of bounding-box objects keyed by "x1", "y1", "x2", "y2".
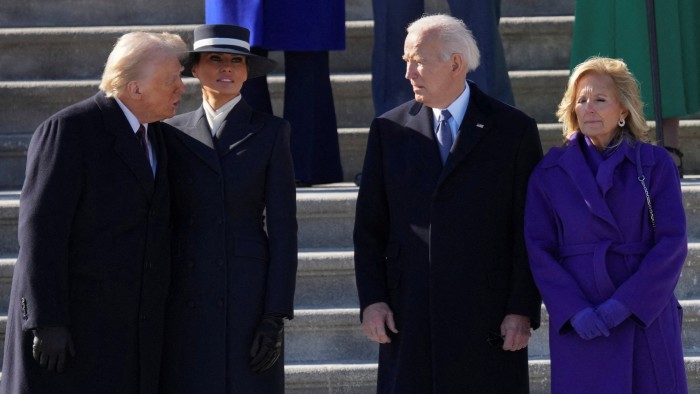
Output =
[
  {"x1": 570, "y1": 307, "x2": 610, "y2": 340},
  {"x1": 249, "y1": 314, "x2": 284, "y2": 373},
  {"x1": 32, "y1": 326, "x2": 76, "y2": 373},
  {"x1": 596, "y1": 299, "x2": 631, "y2": 330}
]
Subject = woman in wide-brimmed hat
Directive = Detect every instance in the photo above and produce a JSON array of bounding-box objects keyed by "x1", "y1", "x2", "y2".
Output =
[{"x1": 160, "y1": 24, "x2": 297, "y2": 394}]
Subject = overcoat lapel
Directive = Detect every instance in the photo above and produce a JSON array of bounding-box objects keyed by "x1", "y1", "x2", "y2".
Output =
[
  {"x1": 181, "y1": 108, "x2": 215, "y2": 149},
  {"x1": 95, "y1": 94, "x2": 155, "y2": 199},
  {"x1": 557, "y1": 138, "x2": 621, "y2": 233},
  {"x1": 437, "y1": 85, "x2": 491, "y2": 185},
  {"x1": 214, "y1": 99, "x2": 263, "y2": 158},
  {"x1": 172, "y1": 108, "x2": 221, "y2": 174},
  {"x1": 404, "y1": 102, "x2": 443, "y2": 176}
]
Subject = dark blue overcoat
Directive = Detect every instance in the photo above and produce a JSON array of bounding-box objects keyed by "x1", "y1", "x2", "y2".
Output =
[
  {"x1": 353, "y1": 82, "x2": 543, "y2": 393},
  {"x1": 1, "y1": 93, "x2": 172, "y2": 394}
]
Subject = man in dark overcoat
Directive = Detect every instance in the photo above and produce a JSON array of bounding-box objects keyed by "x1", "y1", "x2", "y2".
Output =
[
  {"x1": 354, "y1": 15, "x2": 543, "y2": 393},
  {"x1": 0, "y1": 32, "x2": 187, "y2": 393}
]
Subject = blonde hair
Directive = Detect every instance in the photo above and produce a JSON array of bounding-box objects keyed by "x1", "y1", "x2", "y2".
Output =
[
  {"x1": 100, "y1": 32, "x2": 187, "y2": 98},
  {"x1": 556, "y1": 56, "x2": 649, "y2": 143},
  {"x1": 406, "y1": 14, "x2": 480, "y2": 71}
]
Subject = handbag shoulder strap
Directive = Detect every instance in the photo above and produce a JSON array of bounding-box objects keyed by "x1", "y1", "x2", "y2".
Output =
[{"x1": 635, "y1": 142, "x2": 656, "y2": 232}]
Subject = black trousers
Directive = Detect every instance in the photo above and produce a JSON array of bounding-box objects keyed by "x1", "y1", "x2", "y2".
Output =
[{"x1": 242, "y1": 49, "x2": 344, "y2": 185}]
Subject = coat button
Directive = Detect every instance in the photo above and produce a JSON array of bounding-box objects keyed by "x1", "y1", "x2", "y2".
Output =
[
  {"x1": 187, "y1": 301, "x2": 195, "y2": 308},
  {"x1": 186, "y1": 177, "x2": 193, "y2": 184},
  {"x1": 216, "y1": 259, "x2": 224, "y2": 267},
  {"x1": 217, "y1": 299, "x2": 224, "y2": 307},
  {"x1": 216, "y1": 217, "x2": 223, "y2": 225},
  {"x1": 186, "y1": 260, "x2": 194, "y2": 268}
]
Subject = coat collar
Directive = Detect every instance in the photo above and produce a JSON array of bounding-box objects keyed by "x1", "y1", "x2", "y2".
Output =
[
  {"x1": 402, "y1": 101, "x2": 444, "y2": 181},
  {"x1": 440, "y1": 82, "x2": 492, "y2": 181},
  {"x1": 213, "y1": 98, "x2": 263, "y2": 158},
  {"x1": 404, "y1": 82, "x2": 494, "y2": 184},
  {"x1": 94, "y1": 93, "x2": 155, "y2": 199},
  {"x1": 555, "y1": 132, "x2": 636, "y2": 236},
  {"x1": 171, "y1": 107, "x2": 221, "y2": 174}
]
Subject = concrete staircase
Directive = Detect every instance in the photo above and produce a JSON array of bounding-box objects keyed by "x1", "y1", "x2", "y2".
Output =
[{"x1": 1, "y1": 0, "x2": 700, "y2": 392}]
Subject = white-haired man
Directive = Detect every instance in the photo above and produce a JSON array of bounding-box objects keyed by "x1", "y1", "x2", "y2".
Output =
[
  {"x1": 1, "y1": 31, "x2": 186, "y2": 393},
  {"x1": 354, "y1": 14, "x2": 543, "y2": 393}
]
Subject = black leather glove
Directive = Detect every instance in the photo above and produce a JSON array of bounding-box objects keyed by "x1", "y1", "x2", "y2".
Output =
[
  {"x1": 32, "y1": 326, "x2": 76, "y2": 373},
  {"x1": 249, "y1": 314, "x2": 284, "y2": 373}
]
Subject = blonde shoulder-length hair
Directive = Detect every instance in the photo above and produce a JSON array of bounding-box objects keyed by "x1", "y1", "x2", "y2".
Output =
[{"x1": 556, "y1": 56, "x2": 650, "y2": 144}]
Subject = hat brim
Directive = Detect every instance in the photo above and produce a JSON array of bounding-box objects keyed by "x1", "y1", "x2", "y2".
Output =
[{"x1": 182, "y1": 48, "x2": 277, "y2": 79}]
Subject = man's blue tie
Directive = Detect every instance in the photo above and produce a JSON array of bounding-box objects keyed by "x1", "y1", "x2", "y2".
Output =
[{"x1": 436, "y1": 109, "x2": 453, "y2": 163}]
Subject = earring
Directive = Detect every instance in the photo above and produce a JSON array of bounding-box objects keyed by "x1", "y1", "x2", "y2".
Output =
[{"x1": 618, "y1": 119, "x2": 625, "y2": 127}]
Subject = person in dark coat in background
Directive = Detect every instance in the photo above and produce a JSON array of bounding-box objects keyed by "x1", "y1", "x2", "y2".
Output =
[
  {"x1": 159, "y1": 25, "x2": 298, "y2": 394},
  {"x1": 525, "y1": 57, "x2": 688, "y2": 393},
  {"x1": 353, "y1": 14, "x2": 542, "y2": 393},
  {"x1": 206, "y1": 0, "x2": 345, "y2": 186},
  {"x1": 0, "y1": 32, "x2": 186, "y2": 393}
]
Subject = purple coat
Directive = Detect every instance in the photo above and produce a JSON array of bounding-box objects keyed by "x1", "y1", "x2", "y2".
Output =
[{"x1": 525, "y1": 133, "x2": 688, "y2": 393}]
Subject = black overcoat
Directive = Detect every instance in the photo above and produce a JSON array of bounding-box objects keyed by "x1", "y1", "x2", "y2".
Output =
[
  {"x1": 1, "y1": 93, "x2": 172, "y2": 393},
  {"x1": 353, "y1": 82, "x2": 543, "y2": 393},
  {"x1": 160, "y1": 99, "x2": 298, "y2": 393}
]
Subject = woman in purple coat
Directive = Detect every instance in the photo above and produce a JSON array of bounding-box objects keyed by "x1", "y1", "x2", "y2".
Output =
[{"x1": 525, "y1": 57, "x2": 688, "y2": 393}]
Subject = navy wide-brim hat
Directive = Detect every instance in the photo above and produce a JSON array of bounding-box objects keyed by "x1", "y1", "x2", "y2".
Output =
[{"x1": 183, "y1": 24, "x2": 277, "y2": 79}]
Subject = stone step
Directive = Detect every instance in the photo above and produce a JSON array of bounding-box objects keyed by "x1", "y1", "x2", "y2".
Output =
[
  {"x1": 0, "y1": 0, "x2": 575, "y2": 28},
  {"x1": 1, "y1": 240, "x2": 699, "y2": 313},
  {"x1": 0, "y1": 70, "x2": 569, "y2": 135},
  {"x1": 284, "y1": 363, "x2": 377, "y2": 394},
  {"x1": 4, "y1": 182, "x2": 700, "y2": 254},
  {"x1": 296, "y1": 249, "x2": 357, "y2": 308},
  {"x1": 334, "y1": 121, "x2": 700, "y2": 184},
  {"x1": 301, "y1": 242, "x2": 700, "y2": 306},
  {"x1": 0, "y1": 17, "x2": 573, "y2": 80},
  {"x1": 0, "y1": 358, "x2": 696, "y2": 393},
  {"x1": 287, "y1": 300, "x2": 700, "y2": 363},
  {"x1": 0, "y1": 186, "x2": 360, "y2": 254},
  {"x1": 284, "y1": 357, "x2": 700, "y2": 394},
  {"x1": 3, "y1": 120, "x2": 700, "y2": 190},
  {"x1": 0, "y1": 192, "x2": 19, "y2": 254},
  {"x1": 0, "y1": 300, "x2": 697, "y2": 369}
]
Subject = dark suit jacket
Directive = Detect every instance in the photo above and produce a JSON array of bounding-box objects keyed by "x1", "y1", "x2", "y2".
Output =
[
  {"x1": 160, "y1": 98, "x2": 298, "y2": 394},
  {"x1": 1, "y1": 93, "x2": 172, "y2": 394},
  {"x1": 353, "y1": 82, "x2": 543, "y2": 393}
]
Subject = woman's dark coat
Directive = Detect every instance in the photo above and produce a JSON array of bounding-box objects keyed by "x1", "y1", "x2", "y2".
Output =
[{"x1": 160, "y1": 98, "x2": 298, "y2": 393}]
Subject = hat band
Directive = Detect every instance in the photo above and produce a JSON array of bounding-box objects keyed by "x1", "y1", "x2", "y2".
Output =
[{"x1": 194, "y1": 37, "x2": 250, "y2": 51}]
